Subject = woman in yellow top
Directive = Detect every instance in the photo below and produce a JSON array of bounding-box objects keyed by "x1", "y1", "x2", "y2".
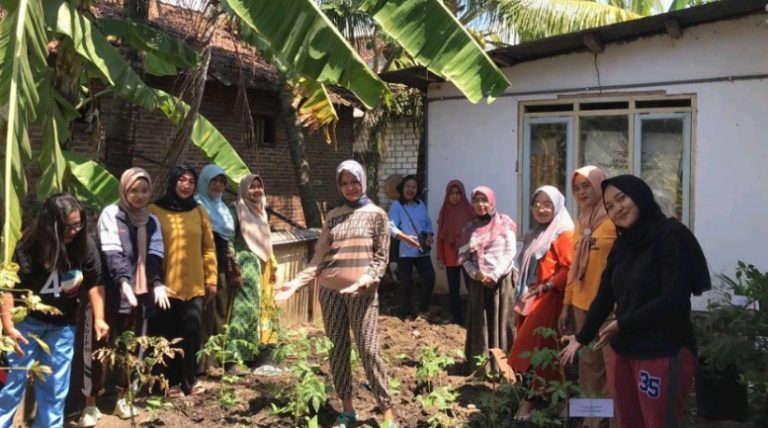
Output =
[
  {"x1": 148, "y1": 164, "x2": 218, "y2": 397},
  {"x1": 558, "y1": 166, "x2": 616, "y2": 428}
]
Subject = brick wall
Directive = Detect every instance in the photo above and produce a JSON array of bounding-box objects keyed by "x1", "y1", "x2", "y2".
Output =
[
  {"x1": 375, "y1": 118, "x2": 421, "y2": 211},
  {"x1": 68, "y1": 76, "x2": 354, "y2": 230}
]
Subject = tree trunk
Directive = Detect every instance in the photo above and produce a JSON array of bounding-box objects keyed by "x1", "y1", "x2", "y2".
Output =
[{"x1": 278, "y1": 86, "x2": 323, "y2": 228}]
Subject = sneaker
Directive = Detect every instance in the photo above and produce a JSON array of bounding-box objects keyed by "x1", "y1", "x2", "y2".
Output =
[
  {"x1": 77, "y1": 406, "x2": 103, "y2": 427},
  {"x1": 114, "y1": 397, "x2": 140, "y2": 419},
  {"x1": 252, "y1": 364, "x2": 284, "y2": 376}
]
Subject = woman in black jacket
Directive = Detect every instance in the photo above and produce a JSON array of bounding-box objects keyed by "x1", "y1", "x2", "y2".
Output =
[
  {"x1": 93, "y1": 168, "x2": 169, "y2": 421},
  {"x1": 560, "y1": 175, "x2": 710, "y2": 428}
]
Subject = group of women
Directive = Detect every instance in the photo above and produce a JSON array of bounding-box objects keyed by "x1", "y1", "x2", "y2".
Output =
[
  {"x1": 0, "y1": 157, "x2": 709, "y2": 428},
  {"x1": 0, "y1": 164, "x2": 278, "y2": 428}
]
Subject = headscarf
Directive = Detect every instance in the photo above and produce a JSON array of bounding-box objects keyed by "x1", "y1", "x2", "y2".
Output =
[
  {"x1": 154, "y1": 165, "x2": 199, "y2": 212},
  {"x1": 518, "y1": 185, "x2": 575, "y2": 291},
  {"x1": 336, "y1": 160, "x2": 370, "y2": 208},
  {"x1": 568, "y1": 166, "x2": 609, "y2": 287},
  {"x1": 118, "y1": 168, "x2": 152, "y2": 295},
  {"x1": 437, "y1": 180, "x2": 474, "y2": 248},
  {"x1": 195, "y1": 164, "x2": 235, "y2": 240},
  {"x1": 459, "y1": 186, "x2": 518, "y2": 274},
  {"x1": 237, "y1": 174, "x2": 273, "y2": 262},
  {"x1": 601, "y1": 174, "x2": 711, "y2": 295}
]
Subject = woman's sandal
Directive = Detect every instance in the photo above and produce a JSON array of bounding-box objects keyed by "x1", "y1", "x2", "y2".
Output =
[
  {"x1": 190, "y1": 381, "x2": 206, "y2": 396},
  {"x1": 489, "y1": 348, "x2": 516, "y2": 383},
  {"x1": 166, "y1": 386, "x2": 185, "y2": 399},
  {"x1": 333, "y1": 410, "x2": 357, "y2": 428}
]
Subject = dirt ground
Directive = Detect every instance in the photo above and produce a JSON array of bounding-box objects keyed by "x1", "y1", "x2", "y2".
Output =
[{"x1": 45, "y1": 285, "x2": 752, "y2": 428}]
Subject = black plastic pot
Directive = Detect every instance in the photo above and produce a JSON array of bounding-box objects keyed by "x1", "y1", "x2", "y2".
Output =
[{"x1": 695, "y1": 362, "x2": 749, "y2": 422}]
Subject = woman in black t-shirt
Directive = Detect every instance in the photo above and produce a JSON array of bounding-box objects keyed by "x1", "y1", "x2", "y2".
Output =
[{"x1": 0, "y1": 193, "x2": 107, "y2": 428}]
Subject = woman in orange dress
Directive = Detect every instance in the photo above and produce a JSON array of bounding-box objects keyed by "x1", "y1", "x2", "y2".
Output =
[{"x1": 508, "y1": 185, "x2": 574, "y2": 420}]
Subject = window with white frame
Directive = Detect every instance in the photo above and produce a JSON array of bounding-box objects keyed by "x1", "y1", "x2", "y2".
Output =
[{"x1": 520, "y1": 96, "x2": 694, "y2": 231}]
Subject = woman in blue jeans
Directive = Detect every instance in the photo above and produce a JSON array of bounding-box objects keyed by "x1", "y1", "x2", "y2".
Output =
[
  {"x1": 0, "y1": 193, "x2": 108, "y2": 428},
  {"x1": 388, "y1": 175, "x2": 435, "y2": 319}
]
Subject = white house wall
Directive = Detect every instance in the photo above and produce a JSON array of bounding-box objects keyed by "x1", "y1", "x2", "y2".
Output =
[{"x1": 425, "y1": 14, "x2": 768, "y2": 303}]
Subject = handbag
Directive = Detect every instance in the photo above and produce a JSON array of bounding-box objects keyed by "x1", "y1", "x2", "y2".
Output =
[
  {"x1": 400, "y1": 203, "x2": 431, "y2": 254},
  {"x1": 225, "y1": 246, "x2": 243, "y2": 289}
]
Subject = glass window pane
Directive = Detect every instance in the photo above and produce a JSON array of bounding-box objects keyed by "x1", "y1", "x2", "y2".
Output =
[
  {"x1": 579, "y1": 116, "x2": 630, "y2": 176},
  {"x1": 639, "y1": 117, "x2": 685, "y2": 219},
  {"x1": 529, "y1": 122, "x2": 568, "y2": 226}
]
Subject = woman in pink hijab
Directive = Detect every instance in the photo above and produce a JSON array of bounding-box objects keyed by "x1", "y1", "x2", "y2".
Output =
[
  {"x1": 457, "y1": 186, "x2": 518, "y2": 374},
  {"x1": 436, "y1": 180, "x2": 474, "y2": 324}
]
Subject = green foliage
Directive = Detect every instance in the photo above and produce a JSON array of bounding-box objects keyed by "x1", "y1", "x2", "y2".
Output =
[
  {"x1": 414, "y1": 346, "x2": 461, "y2": 427},
  {"x1": 361, "y1": 0, "x2": 510, "y2": 103},
  {"x1": 415, "y1": 345, "x2": 456, "y2": 391},
  {"x1": 94, "y1": 331, "x2": 182, "y2": 426},
  {"x1": 697, "y1": 262, "x2": 768, "y2": 398},
  {"x1": 198, "y1": 324, "x2": 257, "y2": 408},
  {"x1": 416, "y1": 385, "x2": 460, "y2": 428}
]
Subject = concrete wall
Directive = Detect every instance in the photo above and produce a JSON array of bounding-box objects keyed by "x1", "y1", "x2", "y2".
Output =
[{"x1": 425, "y1": 13, "x2": 768, "y2": 303}]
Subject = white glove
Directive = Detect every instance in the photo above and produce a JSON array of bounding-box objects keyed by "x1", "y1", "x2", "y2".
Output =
[
  {"x1": 339, "y1": 274, "x2": 376, "y2": 295},
  {"x1": 120, "y1": 281, "x2": 138, "y2": 307},
  {"x1": 154, "y1": 284, "x2": 172, "y2": 310},
  {"x1": 274, "y1": 281, "x2": 299, "y2": 302}
]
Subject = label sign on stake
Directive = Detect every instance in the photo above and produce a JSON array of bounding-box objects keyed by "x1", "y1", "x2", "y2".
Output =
[{"x1": 569, "y1": 399, "x2": 614, "y2": 418}]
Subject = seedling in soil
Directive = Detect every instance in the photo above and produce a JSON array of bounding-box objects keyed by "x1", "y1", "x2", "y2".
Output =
[
  {"x1": 197, "y1": 324, "x2": 256, "y2": 408},
  {"x1": 94, "y1": 331, "x2": 182, "y2": 428}
]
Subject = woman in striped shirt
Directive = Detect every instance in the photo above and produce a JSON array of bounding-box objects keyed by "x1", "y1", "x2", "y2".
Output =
[{"x1": 275, "y1": 160, "x2": 396, "y2": 428}]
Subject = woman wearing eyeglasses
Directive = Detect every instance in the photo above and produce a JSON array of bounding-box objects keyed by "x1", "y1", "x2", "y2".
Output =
[{"x1": 0, "y1": 193, "x2": 108, "y2": 428}]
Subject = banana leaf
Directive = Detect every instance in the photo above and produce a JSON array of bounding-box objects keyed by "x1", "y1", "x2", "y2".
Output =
[
  {"x1": 43, "y1": 0, "x2": 251, "y2": 185},
  {"x1": 222, "y1": 0, "x2": 389, "y2": 109},
  {"x1": 63, "y1": 151, "x2": 120, "y2": 210},
  {"x1": 295, "y1": 79, "x2": 338, "y2": 143},
  {"x1": 0, "y1": 0, "x2": 48, "y2": 283},
  {"x1": 97, "y1": 18, "x2": 201, "y2": 69},
  {"x1": 360, "y1": 0, "x2": 511, "y2": 103}
]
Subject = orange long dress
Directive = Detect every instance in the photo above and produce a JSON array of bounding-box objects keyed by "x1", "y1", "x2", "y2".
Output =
[{"x1": 508, "y1": 231, "x2": 574, "y2": 388}]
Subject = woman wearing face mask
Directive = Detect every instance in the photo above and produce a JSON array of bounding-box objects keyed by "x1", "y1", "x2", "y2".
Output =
[
  {"x1": 388, "y1": 175, "x2": 435, "y2": 320},
  {"x1": 229, "y1": 174, "x2": 280, "y2": 374},
  {"x1": 149, "y1": 165, "x2": 217, "y2": 397},
  {"x1": 436, "y1": 180, "x2": 474, "y2": 325},
  {"x1": 195, "y1": 164, "x2": 238, "y2": 374},
  {"x1": 508, "y1": 186, "x2": 574, "y2": 420},
  {"x1": 558, "y1": 166, "x2": 616, "y2": 428},
  {"x1": 274, "y1": 160, "x2": 396, "y2": 428},
  {"x1": 79, "y1": 168, "x2": 169, "y2": 424},
  {"x1": 560, "y1": 175, "x2": 710, "y2": 428},
  {"x1": 0, "y1": 193, "x2": 107, "y2": 428},
  {"x1": 458, "y1": 186, "x2": 517, "y2": 374}
]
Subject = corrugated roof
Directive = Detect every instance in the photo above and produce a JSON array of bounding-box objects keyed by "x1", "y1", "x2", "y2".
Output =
[
  {"x1": 272, "y1": 228, "x2": 322, "y2": 246},
  {"x1": 380, "y1": 0, "x2": 768, "y2": 91}
]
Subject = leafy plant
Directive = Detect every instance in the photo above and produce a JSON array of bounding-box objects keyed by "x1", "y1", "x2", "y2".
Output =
[
  {"x1": 94, "y1": 331, "x2": 182, "y2": 427},
  {"x1": 197, "y1": 324, "x2": 257, "y2": 408},
  {"x1": 270, "y1": 345, "x2": 329, "y2": 428},
  {"x1": 414, "y1": 346, "x2": 462, "y2": 427}
]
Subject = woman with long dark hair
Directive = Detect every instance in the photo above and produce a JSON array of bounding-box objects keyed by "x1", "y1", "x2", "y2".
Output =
[
  {"x1": 560, "y1": 175, "x2": 710, "y2": 428},
  {"x1": 275, "y1": 160, "x2": 396, "y2": 428},
  {"x1": 149, "y1": 165, "x2": 217, "y2": 397},
  {"x1": 0, "y1": 193, "x2": 107, "y2": 428},
  {"x1": 388, "y1": 175, "x2": 435, "y2": 320}
]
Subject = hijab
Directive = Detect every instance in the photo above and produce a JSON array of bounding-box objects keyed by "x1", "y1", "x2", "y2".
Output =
[
  {"x1": 601, "y1": 174, "x2": 711, "y2": 295},
  {"x1": 154, "y1": 165, "x2": 199, "y2": 212},
  {"x1": 337, "y1": 160, "x2": 370, "y2": 208},
  {"x1": 569, "y1": 166, "x2": 609, "y2": 287},
  {"x1": 518, "y1": 185, "x2": 575, "y2": 290},
  {"x1": 459, "y1": 186, "x2": 518, "y2": 274},
  {"x1": 195, "y1": 164, "x2": 235, "y2": 240},
  {"x1": 437, "y1": 180, "x2": 474, "y2": 248},
  {"x1": 237, "y1": 174, "x2": 272, "y2": 262},
  {"x1": 118, "y1": 168, "x2": 152, "y2": 295}
]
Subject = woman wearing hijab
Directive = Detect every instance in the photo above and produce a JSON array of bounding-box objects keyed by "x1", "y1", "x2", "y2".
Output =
[
  {"x1": 558, "y1": 166, "x2": 616, "y2": 428},
  {"x1": 82, "y1": 168, "x2": 169, "y2": 422},
  {"x1": 561, "y1": 175, "x2": 709, "y2": 428},
  {"x1": 508, "y1": 185, "x2": 574, "y2": 420},
  {"x1": 229, "y1": 174, "x2": 280, "y2": 372},
  {"x1": 458, "y1": 186, "x2": 518, "y2": 374},
  {"x1": 274, "y1": 160, "x2": 396, "y2": 428},
  {"x1": 437, "y1": 180, "x2": 475, "y2": 325},
  {"x1": 195, "y1": 164, "x2": 237, "y2": 373},
  {"x1": 388, "y1": 175, "x2": 435, "y2": 320},
  {"x1": 148, "y1": 165, "x2": 217, "y2": 397}
]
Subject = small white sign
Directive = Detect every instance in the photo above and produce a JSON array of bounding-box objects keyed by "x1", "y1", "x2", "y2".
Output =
[{"x1": 569, "y1": 399, "x2": 614, "y2": 418}]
